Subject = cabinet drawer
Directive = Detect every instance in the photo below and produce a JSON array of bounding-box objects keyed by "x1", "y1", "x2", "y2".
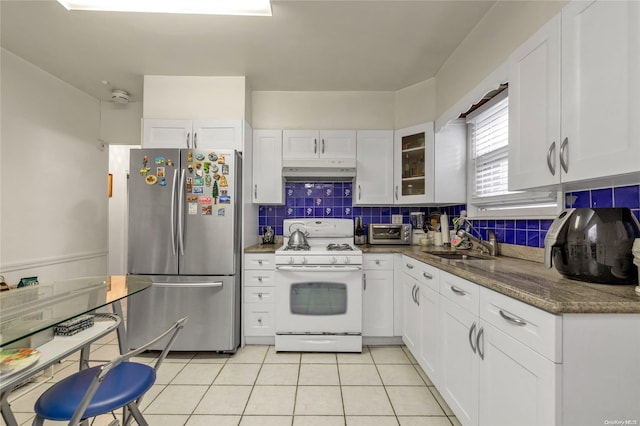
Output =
[
  {"x1": 244, "y1": 304, "x2": 275, "y2": 336},
  {"x1": 244, "y1": 286, "x2": 276, "y2": 304},
  {"x1": 439, "y1": 271, "x2": 479, "y2": 315},
  {"x1": 364, "y1": 254, "x2": 394, "y2": 270},
  {"x1": 402, "y1": 256, "x2": 439, "y2": 292},
  {"x1": 244, "y1": 270, "x2": 276, "y2": 287},
  {"x1": 245, "y1": 254, "x2": 275, "y2": 270},
  {"x1": 480, "y1": 287, "x2": 561, "y2": 362}
]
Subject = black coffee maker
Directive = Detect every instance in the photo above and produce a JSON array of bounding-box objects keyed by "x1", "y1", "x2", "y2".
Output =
[{"x1": 544, "y1": 208, "x2": 640, "y2": 284}]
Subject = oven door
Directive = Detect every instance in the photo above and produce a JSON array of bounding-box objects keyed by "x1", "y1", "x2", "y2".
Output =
[{"x1": 275, "y1": 265, "x2": 363, "y2": 334}]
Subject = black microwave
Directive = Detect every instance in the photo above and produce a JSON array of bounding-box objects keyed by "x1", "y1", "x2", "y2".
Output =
[{"x1": 368, "y1": 224, "x2": 412, "y2": 245}]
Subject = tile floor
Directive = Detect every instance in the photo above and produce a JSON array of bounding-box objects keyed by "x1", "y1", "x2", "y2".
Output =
[{"x1": 5, "y1": 334, "x2": 461, "y2": 426}]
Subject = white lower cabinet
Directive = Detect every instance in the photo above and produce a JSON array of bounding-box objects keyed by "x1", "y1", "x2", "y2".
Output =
[
  {"x1": 243, "y1": 254, "x2": 276, "y2": 342},
  {"x1": 418, "y1": 283, "x2": 440, "y2": 386},
  {"x1": 363, "y1": 254, "x2": 395, "y2": 337},
  {"x1": 401, "y1": 272, "x2": 421, "y2": 354}
]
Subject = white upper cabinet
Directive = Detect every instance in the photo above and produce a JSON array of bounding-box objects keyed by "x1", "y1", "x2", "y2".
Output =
[
  {"x1": 253, "y1": 130, "x2": 284, "y2": 205},
  {"x1": 355, "y1": 130, "x2": 394, "y2": 205},
  {"x1": 508, "y1": 14, "x2": 562, "y2": 190},
  {"x1": 143, "y1": 119, "x2": 243, "y2": 151},
  {"x1": 560, "y1": 0, "x2": 640, "y2": 183},
  {"x1": 509, "y1": 0, "x2": 640, "y2": 190},
  {"x1": 282, "y1": 130, "x2": 356, "y2": 160}
]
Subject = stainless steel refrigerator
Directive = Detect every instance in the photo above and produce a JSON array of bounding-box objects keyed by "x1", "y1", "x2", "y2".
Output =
[{"x1": 126, "y1": 148, "x2": 241, "y2": 352}]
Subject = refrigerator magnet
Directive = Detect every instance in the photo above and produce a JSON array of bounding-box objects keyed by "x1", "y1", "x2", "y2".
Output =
[
  {"x1": 186, "y1": 195, "x2": 197, "y2": 201},
  {"x1": 217, "y1": 155, "x2": 225, "y2": 164},
  {"x1": 222, "y1": 164, "x2": 229, "y2": 175},
  {"x1": 193, "y1": 186, "x2": 204, "y2": 194},
  {"x1": 203, "y1": 162, "x2": 210, "y2": 173},
  {"x1": 187, "y1": 164, "x2": 194, "y2": 173},
  {"x1": 196, "y1": 169, "x2": 203, "y2": 177},
  {"x1": 186, "y1": 181, "x2": 193, "y2": 193},
  {"x1": 219, "y1": 195, "x2": 231, "y2": 204},
  {"x1": 217, "y1": 207, "x2": 225, "y2": 216},
  {"x1": 157, "y1": 167, "x2": 165, "y2": 177},
  {"x1": 205, "y1": 175, "x2": 212, "y2": 187},
  {"x1": 195, "y1": 153, "x2": 205, "y2": 161},
  {"x1": 211, "y1": 164, "x2": 219, "y2": 173},
  {"x1": 139, "y1": 167, "x2": 150, "y2": 176},
  {"x1": 202, "y1": 205, "x2": 213, "y2": 215},
  {"x1": 208, "y1": 152, "x2": 218, "y2": 161},
  {"x1": 159, "y1": 178, "x2": 167, "y2": 187},
  {"x1": 167, "y1": 159, "x2": 173, "y2": 167},
  {"x1": 187, "y1": 151, "x2": 193, "y2": 162},
  {"x1": 213, "y1": 173, "x2": 221, "y2": 181},
  {"x1": 188, "y1": 203, "x2": 197, "y2": 215},
  {"x1": 155, "y1": 157, "x2": 165, "y2": 164},
  {"x1": 219, "y1": 175, "x2": 228, "y2": 187},
  {"x1": 195, "y1": 161, "x2": 202, "y2": 169},
  {"x1": 142, "y1": 156, "x2": 148, "y2": 166},
  {"x1": 186, "y1": 177, "x2": 193, "y2": 184},
  {"x1": 198, "y1": 196, "x2": 212, "y2": 204},
  {"x1": 194, "y1": 177, "x2": 203, "y2": 186},
  {"x1": 145, "y1": 175, "x2": 157, "y2": 185}
]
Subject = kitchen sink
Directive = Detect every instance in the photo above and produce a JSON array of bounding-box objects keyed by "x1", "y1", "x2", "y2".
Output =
[{"x1": 429, "y1": 252, "x2": 490, "y2": 260}]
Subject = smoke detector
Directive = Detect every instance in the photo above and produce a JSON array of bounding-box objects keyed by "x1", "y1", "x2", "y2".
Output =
[{"x1": 111, "y1": 89, "x2": 130, "y2": 104}]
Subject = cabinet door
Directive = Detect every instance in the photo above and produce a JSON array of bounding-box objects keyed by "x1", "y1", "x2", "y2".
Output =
[
  {"x1": 479, "y1": 322, "x2": 559, "y2": 426},
  {"x1": 433, "y1": 121, "x2": 467, "y2": 204},
  {"x1": 143, "y1": 119, "x2": 192, "y2": 148},
  {"x1": 193, "y1": 120, "x2": 242, "y2": 151},
  {"x1": 363, "y1": 270, "x2": 394, "y2": 337},
  {"x1": 402, "y1": 274, "x2": 420, "y2": 353},
  {"x1": 282, "y1": 130, "x2": 320, "y2": 159},
  {"x1": 253, "y1": 130, "x2": 284, "y2": 204},
  {"x1": 508, "y1": 14, "x2": 561, "y2": 190},
  {"x1": 355, "y1": 130, "x2": 394, "y2": 205},
  {"x1": 319, "y1": 130, "x2": 357, "y2": 159},
  {"x1": 394, "y1": 122, "x2": 435, "y2": 204},
  {"x1": 418, "y1": 284, "x2": 440, "y2": 386},
  {"x1": 439, "y1": 296, "x2": 479, "y2": 426},
  {"x1": 561, "y1": 1, "x2": 640, "y2": 182}
]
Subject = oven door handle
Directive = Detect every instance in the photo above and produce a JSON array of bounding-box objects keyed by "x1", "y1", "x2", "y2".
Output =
[{"x1": 276, "y1": 266, "x2": 362, "y2": 272}]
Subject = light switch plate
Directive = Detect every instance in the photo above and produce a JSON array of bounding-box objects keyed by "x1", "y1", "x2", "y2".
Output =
[{"x1": 392, "y1": 214, "x2": 403, "y2": 224}]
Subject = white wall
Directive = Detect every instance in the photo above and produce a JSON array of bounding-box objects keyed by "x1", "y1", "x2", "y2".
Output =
[
  {"x1": 435, "y1": 1, "x2": 566, "y2": 120},
  {"x1": 251, "y1": 91, "x2": 395, "y2": 130},
  {"x1": 394, "y1": 78, "x2": 436, "y2": 129},
  {"x1": 100, "y1": 100, "x2": 143, "y2": 145},
  {"x1": 0, "y1": 49, "x2": 108, "y2": 285},
  {"x1": 143, "y1": 75, "x2": 247, "y2": 119}
]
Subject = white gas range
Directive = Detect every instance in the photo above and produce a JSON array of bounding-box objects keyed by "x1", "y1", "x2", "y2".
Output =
[{"x1": 275, "y1": 218, "x2": 363, "y2": 353}]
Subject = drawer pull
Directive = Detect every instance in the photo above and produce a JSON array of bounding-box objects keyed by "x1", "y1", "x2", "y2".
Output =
[
  {"x1": 258, "y1": 318, "x2": 263, "y2": 324},
  {"x1": 422, "y1": 272, "x2": 433, "y2": 280},
  {"x1": 406, "y1": 263, "x2": 414, "y2": 269},
  {"x1": 468, "y1": 321, "x2": 477, "y2": 353},
  {"x1": 499, "y1": 310, "x2": 527, "y2": 326},
  {"x1": 450, "y1": 285, "x2": 466, "y2": 296},
  {"x1": 258, "y1": 259, "x2": 263, "y2": 265},
  {"x1": 257, "y1": 292, "x2": 263, "y2": 299},
  {"x1": 257, "y1": 276, "x2": 263, "y2": 282},
  {"x1": 375, "y1": 260, "x2": 380, "y2": 265}
]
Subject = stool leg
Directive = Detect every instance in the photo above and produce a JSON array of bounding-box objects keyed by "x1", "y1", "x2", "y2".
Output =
[{"x1": 126, "y1": 402, "x2": 148, "y2": 426}]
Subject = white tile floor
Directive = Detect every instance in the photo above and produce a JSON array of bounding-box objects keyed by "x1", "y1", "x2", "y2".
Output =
[{"x1": 4, "y1": 334, "x2": 461, "y2": 426}]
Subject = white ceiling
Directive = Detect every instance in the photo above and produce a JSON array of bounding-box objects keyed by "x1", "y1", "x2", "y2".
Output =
[{"x1": 1, "y1": 0, "x2": 495, "y2": 102}]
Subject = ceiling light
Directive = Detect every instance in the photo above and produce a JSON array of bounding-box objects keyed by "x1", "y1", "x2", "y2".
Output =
[{"x1": 56, "y1": 0, "x2": 272, "y2": 16}]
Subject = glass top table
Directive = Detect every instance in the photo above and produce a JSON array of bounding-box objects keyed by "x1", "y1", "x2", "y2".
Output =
[{"x1": 0, "y1": 275, "x2": 151, "y2": 348}]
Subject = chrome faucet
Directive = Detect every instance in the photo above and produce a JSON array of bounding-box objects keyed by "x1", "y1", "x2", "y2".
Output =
[{"x1": 456, "y1": 229, "x2": 498, "y2": 257}]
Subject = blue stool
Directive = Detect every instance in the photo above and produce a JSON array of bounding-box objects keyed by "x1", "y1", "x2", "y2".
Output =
[{"x1": 33, "y1": 317, "x2": 188, "y2": 426}]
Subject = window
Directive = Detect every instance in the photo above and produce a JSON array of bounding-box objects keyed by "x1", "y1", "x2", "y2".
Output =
[{"x1": 466, "y1": 89, "x2": 560, "y2": 218}]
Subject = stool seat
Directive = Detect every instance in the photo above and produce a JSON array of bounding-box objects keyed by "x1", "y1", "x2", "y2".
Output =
[{"x1": 35, "y1": 362, "x2": 155, "y2": 421}]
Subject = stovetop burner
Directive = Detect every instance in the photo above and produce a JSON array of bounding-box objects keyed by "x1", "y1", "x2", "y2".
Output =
[
  {"x1": 327, "y1": 243, "x2": 354, "y2": 251},
  {"x1": 282, "y1": 244, "x2": 310, "y2": 251}
]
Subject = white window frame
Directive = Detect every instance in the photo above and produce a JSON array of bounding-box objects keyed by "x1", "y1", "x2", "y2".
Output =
[{"x1": 465, "y1": 89, "x2": 561, "y2": 219}]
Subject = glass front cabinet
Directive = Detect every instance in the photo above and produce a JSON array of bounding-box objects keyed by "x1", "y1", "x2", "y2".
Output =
[{"x1": 394, "y1": 122, "x2": 435, "y2": 204}]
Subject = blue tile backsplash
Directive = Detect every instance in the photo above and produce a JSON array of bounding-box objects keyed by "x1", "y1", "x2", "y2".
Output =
[{"x1": 259, "y1": 183, "x2": 640, "y2": 249}]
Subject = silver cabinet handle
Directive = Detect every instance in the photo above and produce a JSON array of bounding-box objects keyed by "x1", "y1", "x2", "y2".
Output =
[
  {"x1": 375, "y1": 260, "x2": 380, "y2": 265},
  {"x1": 476, "y1": 326, "x2": 485, "y2": 360},
  {"x1": 406, "y1": 263, "x2": 414, "y2": 269},
  {"x1": 411, "y1": 284, "x2": 417, "y2": 304},
  {"x1": 322, "y1": 139, "x2": 325, "y2": 154},
  {"x1": 415, "y1": 286, "x2": 420, "y2": 306},
  {"x1": 560, "y1": 137, "x2": 569, "y2": 173},
  {"x1": 258, "y1": 292, "x2": 263, "y2": 299},
  {"x1": 186, "y1": 132, "x2": 191, "y2": 149},
  {"x1": 258, "y1": 317, "x2": 263, "y2": 324},
  {"x1": 422, "y1": 272, "x2": 433, "y2": 280},
  {"x1": 546, "y1": 141, "x2": 556, "y2": 176},
  {"x1": 450, "y1": 285, "x2": 466, "y2": 296},
  {"x1": 499, "y1": 310, "x2": 527, "y2": 326},
  {"x1": 314, "y1": 139, "x2": 317, "y2": 154},
  {"x1": 395, "y1": 185, "x2": 398, "y2": 200},
  {"x1": 469, "y1": 321, "x2": 477, "y2": 353},
  {"x1": 363, "y1": 273, "x2": 367, "y2": 291},
  {"x1": 257, "y1": 276, "x2": 263, "y2": 282},
  {"x1": 254, "y1": 184, "x2": 258, "y2": 199},
  {"x1": 258, "y1": 259, "x2": 263, "y2": 265},
  {"x1": 194, "y1": 132, "x2": 198, "y2": 149},
  {"x1": 358, "y1": 185, "x2": 362, "y2": 200}
]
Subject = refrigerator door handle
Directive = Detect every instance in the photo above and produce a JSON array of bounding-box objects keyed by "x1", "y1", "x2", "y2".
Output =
[
  {"x1": 170, "y1": 168, "x2": 178, "y2": 255},
  {"x1": 178, "y1": 168, "x2": 186, "y2": 255},
  {"x1": 155, "y1": 282, "x2": 223, "y2": 288}
]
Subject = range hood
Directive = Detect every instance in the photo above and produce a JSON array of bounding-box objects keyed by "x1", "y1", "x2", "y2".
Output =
[{"x1": 282, "y1": 158, "x2": 356, "y2": 181}]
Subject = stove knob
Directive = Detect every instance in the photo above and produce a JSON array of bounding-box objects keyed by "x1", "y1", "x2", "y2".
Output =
[
  {"x1": 288, "y1": 256, "x2": 294, "y2": 265},
  {"x1": 344, "y1": 256, "x2": 351, "y2": 264},
  {"x1": 331, "y1": 256, "x2": 337, "y2": 264}
]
